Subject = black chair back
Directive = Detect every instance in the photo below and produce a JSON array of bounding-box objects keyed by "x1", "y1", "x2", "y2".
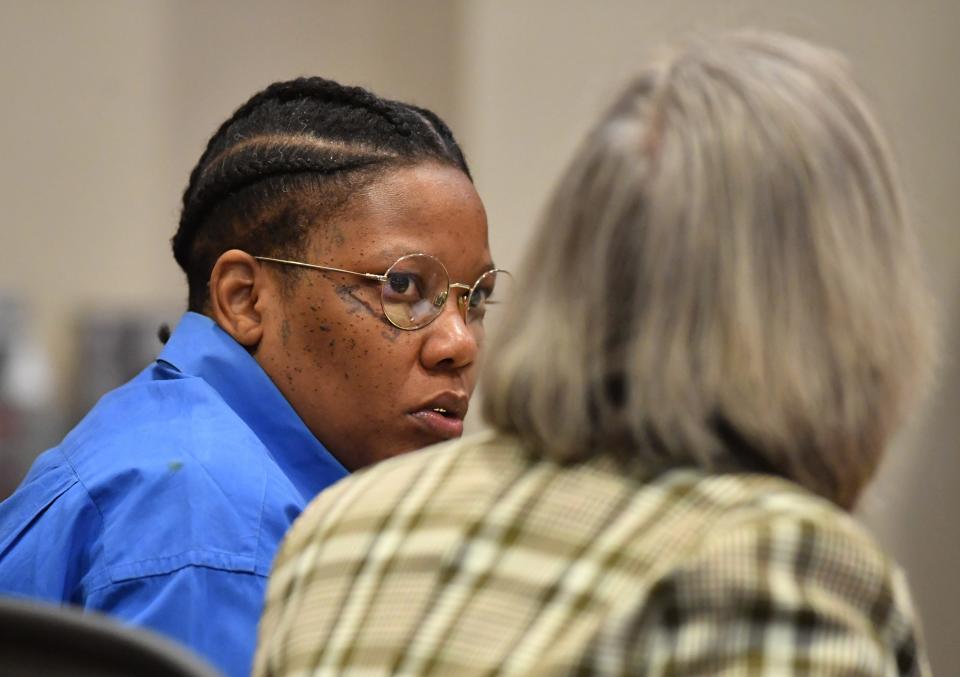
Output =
[{"x1": 0, "y1": 597, "x2": 221, "y2": 677}]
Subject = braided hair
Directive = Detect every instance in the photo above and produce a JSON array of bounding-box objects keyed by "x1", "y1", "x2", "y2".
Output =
[{"x1": 173, "y1": 76, "x2": 471, "y2": 312}]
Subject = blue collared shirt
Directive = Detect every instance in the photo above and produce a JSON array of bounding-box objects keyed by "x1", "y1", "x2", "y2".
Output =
[{"x1": 0, "y1": 312, "x2": 348, "y2": 677}]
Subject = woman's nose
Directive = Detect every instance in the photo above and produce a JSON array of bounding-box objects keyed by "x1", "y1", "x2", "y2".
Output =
[{"x1": 419, "y1": 300, "x2": 479, "y2": 371}]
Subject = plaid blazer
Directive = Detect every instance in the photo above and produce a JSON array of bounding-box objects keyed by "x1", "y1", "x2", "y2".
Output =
[{"x1": 255, "y1": 431, "x2": 929, "y2": 676}]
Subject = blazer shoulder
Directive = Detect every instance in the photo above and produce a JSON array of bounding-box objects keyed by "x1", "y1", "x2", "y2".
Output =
[{"x1": 606, "y1": 494, "x2": 926, "y2": 675}]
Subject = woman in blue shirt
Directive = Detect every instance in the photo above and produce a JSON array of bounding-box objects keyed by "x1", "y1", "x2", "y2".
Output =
[{"x1": 0, "y1": 76, "x2": 504, "y2": 677}]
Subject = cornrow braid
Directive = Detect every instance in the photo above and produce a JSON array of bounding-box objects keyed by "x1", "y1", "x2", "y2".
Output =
[
  {"x1": 404, "y1": 104, "x2": 465, "y2": 158},
  {"x1": 173, "y1": 76, "x2": 471, "y2": 312},
  {"x1": 179, "y1": 78, "x2": 410, "y2": 223}
]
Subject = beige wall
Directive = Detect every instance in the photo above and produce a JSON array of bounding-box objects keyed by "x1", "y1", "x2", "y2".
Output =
[
  {"x1": 1, "y1": 0, "x2": 957, "y2": 672},
  {"x1": 0, "y1": 0, "x2": 462, "y2": 381}
]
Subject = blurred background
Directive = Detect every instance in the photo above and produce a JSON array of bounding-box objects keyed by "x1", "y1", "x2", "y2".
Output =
[{"x1": 1, "y1": 0, "x2": 957, "y2": 671}]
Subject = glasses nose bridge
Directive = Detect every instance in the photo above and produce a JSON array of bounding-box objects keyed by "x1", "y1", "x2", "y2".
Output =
[{"x1": 447, "y1": 281, "x2": 473, "y2": 321}]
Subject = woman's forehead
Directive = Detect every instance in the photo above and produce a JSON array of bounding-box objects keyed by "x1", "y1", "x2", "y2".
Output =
[{"x1": 299, "y1": 162, "x2": 492, "y2": 276}]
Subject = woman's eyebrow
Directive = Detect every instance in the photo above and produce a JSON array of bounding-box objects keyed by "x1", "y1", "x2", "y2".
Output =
[
  {"x1": 460, "y1": 261, "x2": 498, "y2": 279},
  {"x1": 376, "y1": 246, "x2": 413, "y2": 261},
  {"x1": 375, "y1": 247, "x2": 495, "y2": 270}
]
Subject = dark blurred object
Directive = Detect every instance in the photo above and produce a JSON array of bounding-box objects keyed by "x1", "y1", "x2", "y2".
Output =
[
  {"x1": 1, "y1": 304, "x2": 179, "y2": 501},
  {"x1": 70, "y1": 309, "x2": 177, "y2": 425},
  {"x1": 0, "y1": 596, "x2": 221, "y2": 677},
  {"x1": 0, "y1": 297, "x2": 58, "y2": 500}
]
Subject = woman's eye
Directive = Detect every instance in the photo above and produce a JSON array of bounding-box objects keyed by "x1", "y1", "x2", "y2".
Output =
[
  {"x1": 388, "y1": 274, "x2": 410, "y2": 294},
  {"x1": 469, "y1": 287, "x2": 491, "y2": 309},
  {"x1": 385, "y1": 273, "x2": 423, "y2": 300}
]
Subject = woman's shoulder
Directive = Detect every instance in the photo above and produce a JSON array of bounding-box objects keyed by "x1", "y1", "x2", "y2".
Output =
[
  {"x1": 674, "y1": 470, "x2": 889, "y2": 561},
  {"x1": 637, "y1": 468, "x2": 898, "y2": 585},
  {"x1": 600, "y1": 471, "x2": 927, "y2": 675}
]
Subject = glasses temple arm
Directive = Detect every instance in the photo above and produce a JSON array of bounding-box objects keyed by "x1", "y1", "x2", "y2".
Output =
[{"x1": 252, "y1": 256, "x2": 387, "y2": 282}]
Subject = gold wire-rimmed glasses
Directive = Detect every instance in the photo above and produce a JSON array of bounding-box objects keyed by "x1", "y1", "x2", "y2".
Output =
[{"x1": 253, "y1": 253, "x2": 510, "y2": 331}]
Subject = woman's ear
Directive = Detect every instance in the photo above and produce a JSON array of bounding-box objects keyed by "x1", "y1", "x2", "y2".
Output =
[{"x1": 209, "y1": 249, "x2": 268, "y2": 348}]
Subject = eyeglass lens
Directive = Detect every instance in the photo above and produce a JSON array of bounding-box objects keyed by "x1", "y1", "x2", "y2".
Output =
[{"x1": 381, "y1": 254, "x2": 506, "y2": 330}]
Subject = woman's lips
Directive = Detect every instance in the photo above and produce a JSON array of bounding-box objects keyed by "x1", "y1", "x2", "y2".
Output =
[{"x1": 409, "y1": 409, "x2": 464, "y2": 440}]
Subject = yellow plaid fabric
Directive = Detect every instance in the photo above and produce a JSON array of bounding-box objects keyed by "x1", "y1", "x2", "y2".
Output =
[{"x1": 255, "y1": 432, "x2": 929, "y2": 676}]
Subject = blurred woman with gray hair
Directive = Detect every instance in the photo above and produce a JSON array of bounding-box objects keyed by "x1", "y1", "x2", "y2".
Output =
[{"x1": 255, "y1": 31, "x2": 934, "y2": 675}]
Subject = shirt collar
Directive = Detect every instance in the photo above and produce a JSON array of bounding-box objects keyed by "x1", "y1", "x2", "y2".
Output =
[{"x1": 156, "y1": 312, "x2": 348, "y2": 500}]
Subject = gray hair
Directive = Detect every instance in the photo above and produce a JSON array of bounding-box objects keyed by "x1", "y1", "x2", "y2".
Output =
[{"x1": 482, "y1": 31, "x2": 936, "y2": 510}]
